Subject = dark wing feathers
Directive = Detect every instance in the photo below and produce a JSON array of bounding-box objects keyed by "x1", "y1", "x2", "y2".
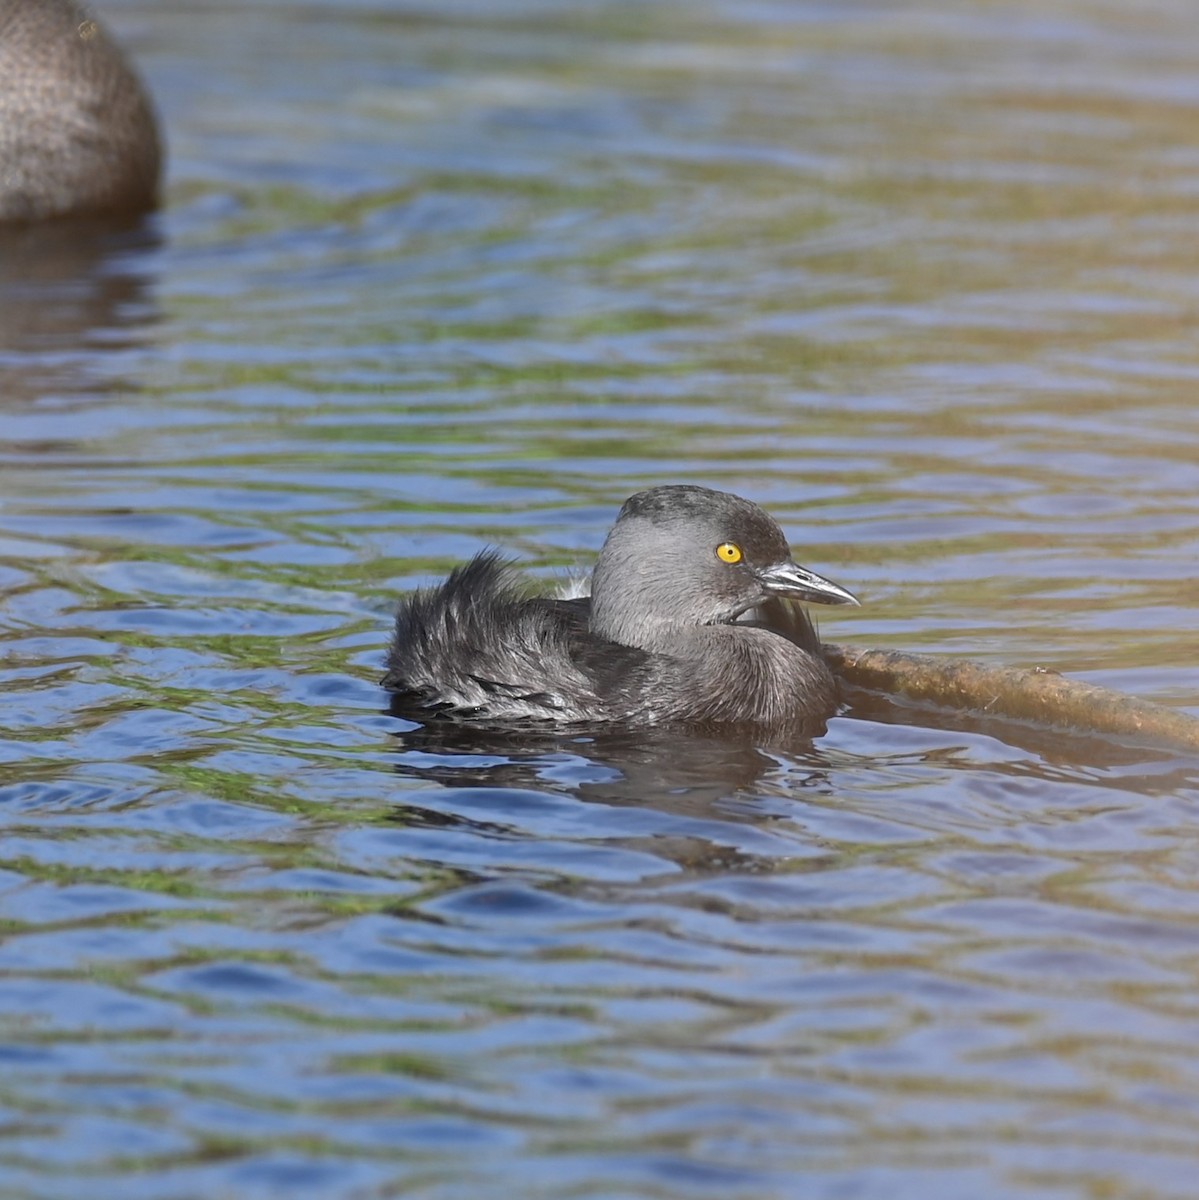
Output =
[{"x1": 384, "y1": 552, "x2": 630, "y2": 721}]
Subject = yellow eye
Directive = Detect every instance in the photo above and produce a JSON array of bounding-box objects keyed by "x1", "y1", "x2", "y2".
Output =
[{"x1": 716, "y1": 542, "x2": 743, "y2": 564}]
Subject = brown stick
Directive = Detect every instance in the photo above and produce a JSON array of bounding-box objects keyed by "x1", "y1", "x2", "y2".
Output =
[{"x1": 824, "y1": 643, "x2": 1199, "y2": 755}]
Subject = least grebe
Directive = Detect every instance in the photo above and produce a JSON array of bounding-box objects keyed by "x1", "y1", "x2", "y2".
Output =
[
  {"x1": 383, "y1": 485, "x2": 859, "y2": 729},
  {"x1": 0, "y1": 0, "x2": 160, "y2": 222}
]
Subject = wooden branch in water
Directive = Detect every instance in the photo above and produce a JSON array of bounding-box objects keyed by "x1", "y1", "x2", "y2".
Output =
[{"x1": 824, "y1": 643, "x2": 1199, "y2": 755}]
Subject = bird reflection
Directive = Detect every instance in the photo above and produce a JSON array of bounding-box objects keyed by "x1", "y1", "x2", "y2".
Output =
[
  {"x1": 385, "y1": 698, "x2": 836, "y2": 874},
  {"x1": 385, "y1": 689, "x2": 1198, "y2": 880}
]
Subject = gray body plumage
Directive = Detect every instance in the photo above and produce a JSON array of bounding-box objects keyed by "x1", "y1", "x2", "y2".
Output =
[
  {"x1": 383, "y1": 486, "x2": 859, "y2": 732},
  {"x1": 0, "y1": 0, "x2": 160, "y2": 222}
]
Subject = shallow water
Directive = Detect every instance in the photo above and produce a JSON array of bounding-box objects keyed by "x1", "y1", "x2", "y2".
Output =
[{"x1": 1, "y1": 0, "x2": 1197, "y2": 1196}]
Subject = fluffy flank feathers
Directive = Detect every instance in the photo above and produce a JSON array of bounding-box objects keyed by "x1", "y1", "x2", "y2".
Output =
[{"x1": 383, "y1": 551, "x2": 602, "y2": 721}]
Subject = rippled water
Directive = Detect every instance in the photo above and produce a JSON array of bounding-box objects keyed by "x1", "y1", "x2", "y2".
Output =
[{"x1": 2, "y1": 0, "x2": 1198, "y2": 1196}]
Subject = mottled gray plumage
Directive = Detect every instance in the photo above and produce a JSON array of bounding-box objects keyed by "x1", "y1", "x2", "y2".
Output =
[
  {"x1": 0, "y1": 0, "x2": 160, "y2": 222},
  {"x1": 383, "y1": 486, "x2": 860, "y2": 731}
]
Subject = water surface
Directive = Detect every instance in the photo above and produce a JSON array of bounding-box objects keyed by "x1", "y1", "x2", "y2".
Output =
[{"x1": 1, "y1": 0, "x2": 1197, "y2": 1196}]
